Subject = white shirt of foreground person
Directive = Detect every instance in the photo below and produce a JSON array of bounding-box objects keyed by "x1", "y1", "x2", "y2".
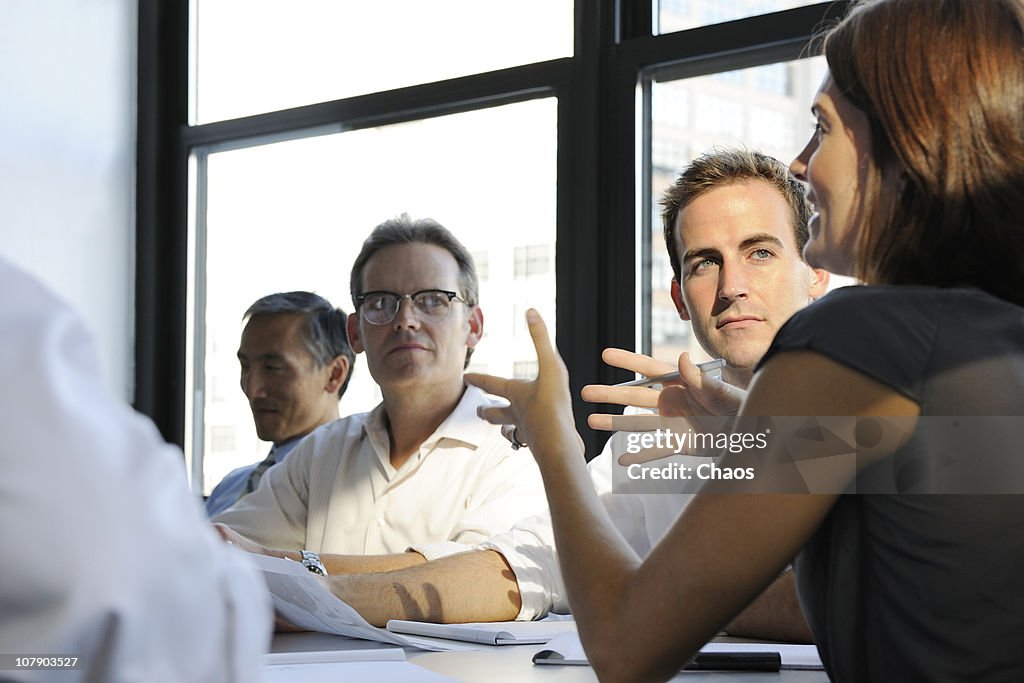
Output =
[
  {"x1": 214, "y1": 385, "x2": 547, "y2": 561},
  {"x1": 0, "y1": 257, "x2": 271, "y2": 683},
  {"x1": 480, "y1": 408, "x2": 704, "y2": 620}
]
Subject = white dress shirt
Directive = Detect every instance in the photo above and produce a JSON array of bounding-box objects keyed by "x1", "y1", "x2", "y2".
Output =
[
  {"x1": 214, "y1": 385, "x2": 548, "y2": 561},
  {"x1": 0, "y1": 257, "x2": 271, "y2": 682},
  {"x1": 479, "y1": 411, "x2": 708, "y2": 620}
]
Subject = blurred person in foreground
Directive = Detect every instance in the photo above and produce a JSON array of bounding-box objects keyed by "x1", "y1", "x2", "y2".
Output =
[{"x1": 0, "y1": 256, "x2": 270, "y2": 682}]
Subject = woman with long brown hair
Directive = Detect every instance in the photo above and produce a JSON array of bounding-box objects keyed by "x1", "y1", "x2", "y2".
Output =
[{"x1": 467, "y1": 1, "x2": 1024, "y2": 680}]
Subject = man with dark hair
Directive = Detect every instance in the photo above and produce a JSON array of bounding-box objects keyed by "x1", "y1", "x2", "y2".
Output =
[
  {"x1": 322, "y1": 150, "x2": 828, "y2": 642},
  {"x1": 214, "y1": 216, "x2": 546, "y2": 577},
  {"x1": 205, "y1": 291, "x2": 355, "y2": 516}
]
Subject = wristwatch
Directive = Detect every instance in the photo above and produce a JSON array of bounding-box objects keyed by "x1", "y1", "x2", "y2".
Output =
[{"x1": 299, "y1": 549, "x2": 327, "y2": 576}]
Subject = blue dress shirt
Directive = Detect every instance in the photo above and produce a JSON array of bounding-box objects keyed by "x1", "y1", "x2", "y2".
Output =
[{"x1": 204, "y1": 437, "x2": 302, "y2": 517}]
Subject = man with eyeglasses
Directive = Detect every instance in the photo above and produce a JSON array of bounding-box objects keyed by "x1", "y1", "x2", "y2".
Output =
[{"x1": 213, "y1": 214, "x2": 547, "y2": 579}]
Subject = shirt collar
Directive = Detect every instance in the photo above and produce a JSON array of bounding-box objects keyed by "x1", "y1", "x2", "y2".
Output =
[
  {"x1": 427, "y1": 384, "x2": 494, "y2": 450},
  {"x1": 270, "y1": 436, "x2": 304, "y2": 462},
  {"x1": 363, "y1": 384, "x2": 495, "y2": 456}
]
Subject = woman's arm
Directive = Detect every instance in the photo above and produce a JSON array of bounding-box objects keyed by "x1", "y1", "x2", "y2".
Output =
[{"x1": 467, "y1": 309, "x2": 918, "y2": 682}]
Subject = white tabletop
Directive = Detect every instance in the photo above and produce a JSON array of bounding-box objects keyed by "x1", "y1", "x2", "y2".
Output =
[{"x1": 271, "y1": 632, "x2": 830, "y2": 682}]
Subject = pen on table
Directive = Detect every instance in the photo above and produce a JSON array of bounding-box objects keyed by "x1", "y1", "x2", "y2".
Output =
[
  {"x1": 684, "y1": 652, "x2": 782, "y2": 672},
  {"x1": 614, "y1": 358, "x2": 725, "y2": 387}
]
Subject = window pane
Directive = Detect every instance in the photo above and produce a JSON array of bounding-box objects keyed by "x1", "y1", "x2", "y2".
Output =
[
  {"x1": 645, "y1": 56, "x2": 836, "y2": 366},
  {"x1": 657, "y1": 0, "x2": 824, "y2": 34},
  {"x1": 194, "y1": 1, "x2": 573, "y2": 124},
  {"x1": 192, "y1": 98, "x2": 557, "y2": 494}
]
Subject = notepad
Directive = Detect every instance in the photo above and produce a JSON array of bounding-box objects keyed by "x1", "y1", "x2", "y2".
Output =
[
  {"x1": 263, "y1": 660, "x2": 460, "y2": 683},
  {"x1": 386, "y1": 618, "x2": 576, "y2": 646},
  {"x1": 533, "y1": 632, "x2": 824, "y2": 670},
  {"x1": 264, "y1": 647, "x2": 405, "y2": 666}
]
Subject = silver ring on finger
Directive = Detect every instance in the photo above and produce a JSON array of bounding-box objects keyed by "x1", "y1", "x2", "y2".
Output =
[
  {"x1": 501, "y1": 423, "x2": 529, "y2": 450},
  {"x1": 510, "y1": 427, "x2": 528, "y2": 450}
]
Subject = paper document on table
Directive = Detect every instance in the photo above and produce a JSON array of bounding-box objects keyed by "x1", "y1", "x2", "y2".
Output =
[
  {"x1": 534, "y1": 632, "x2": 824, "y2": 670},
  {"x1": 263, "y1": 660, "x2": 460, "y2": 682},
  {"x1": 251, "y1": 554, "x2": 472, "y2": 652},
  {"x1": 531, "y1": 632, "x2": 591, "y2": 666},
  {"x1": 264, "y1": 647, "x2": 405, "y2": 666},
  {"x1": 386, "y1": 617, "x2": 576, "y2": 645}
]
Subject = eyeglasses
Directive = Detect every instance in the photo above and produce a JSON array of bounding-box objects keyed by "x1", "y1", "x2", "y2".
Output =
[{"x1": 354, "y1": 289, "x2": 468, "y2": 325}]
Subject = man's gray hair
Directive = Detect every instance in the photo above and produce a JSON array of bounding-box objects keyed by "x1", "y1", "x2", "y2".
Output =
[{"x1": 244, "y1": 291, "x2": 355, "y2": 398}]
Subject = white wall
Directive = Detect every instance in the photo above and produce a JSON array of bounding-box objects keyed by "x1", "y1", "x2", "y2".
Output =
[{"x1": 0, "y1": 1, "x2": 137, "y2": 400}]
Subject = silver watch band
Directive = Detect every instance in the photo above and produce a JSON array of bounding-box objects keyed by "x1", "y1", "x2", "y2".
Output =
[{"x1": 299, "y1": 549, "x2": 327, "y2": 576}]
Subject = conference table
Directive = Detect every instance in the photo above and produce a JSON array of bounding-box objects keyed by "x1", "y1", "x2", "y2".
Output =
[{"x1": 270, "y1": 631, "x2": 831, "y2": 682}]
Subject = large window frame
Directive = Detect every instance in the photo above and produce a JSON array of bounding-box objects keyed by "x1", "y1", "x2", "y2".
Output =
[{"x1": 135, "y1": 1, "x2": 851, "y2": 462}]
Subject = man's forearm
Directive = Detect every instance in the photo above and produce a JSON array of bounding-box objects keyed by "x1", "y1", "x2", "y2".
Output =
[
  {"x1": 321, "y1": 550, "x2": 427, "y2": 575},
  {"x1": 329, "y1": 549, "x2": 521, "y2": 627},
  {"x1": 249, "y1": 548, "x2": 429, "y2": 575},
  {"x1": 723, "y1": 570, "x2": 813, "y2": 643}
]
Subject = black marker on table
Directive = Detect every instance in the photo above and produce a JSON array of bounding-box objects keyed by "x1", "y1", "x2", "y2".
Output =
[{"x1": 684, "y1": 651, "x2": 782, "y2": 672}]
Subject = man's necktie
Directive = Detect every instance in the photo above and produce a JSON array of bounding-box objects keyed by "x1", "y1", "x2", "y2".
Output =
[{"x1": 244, "y1": 446, "x2": 278, "y2": 494}]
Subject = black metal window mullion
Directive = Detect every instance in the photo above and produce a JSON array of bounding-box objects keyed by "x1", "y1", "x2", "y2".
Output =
[{"x1": 135, "y1": 0, "x2": 190, "y2": 447}]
